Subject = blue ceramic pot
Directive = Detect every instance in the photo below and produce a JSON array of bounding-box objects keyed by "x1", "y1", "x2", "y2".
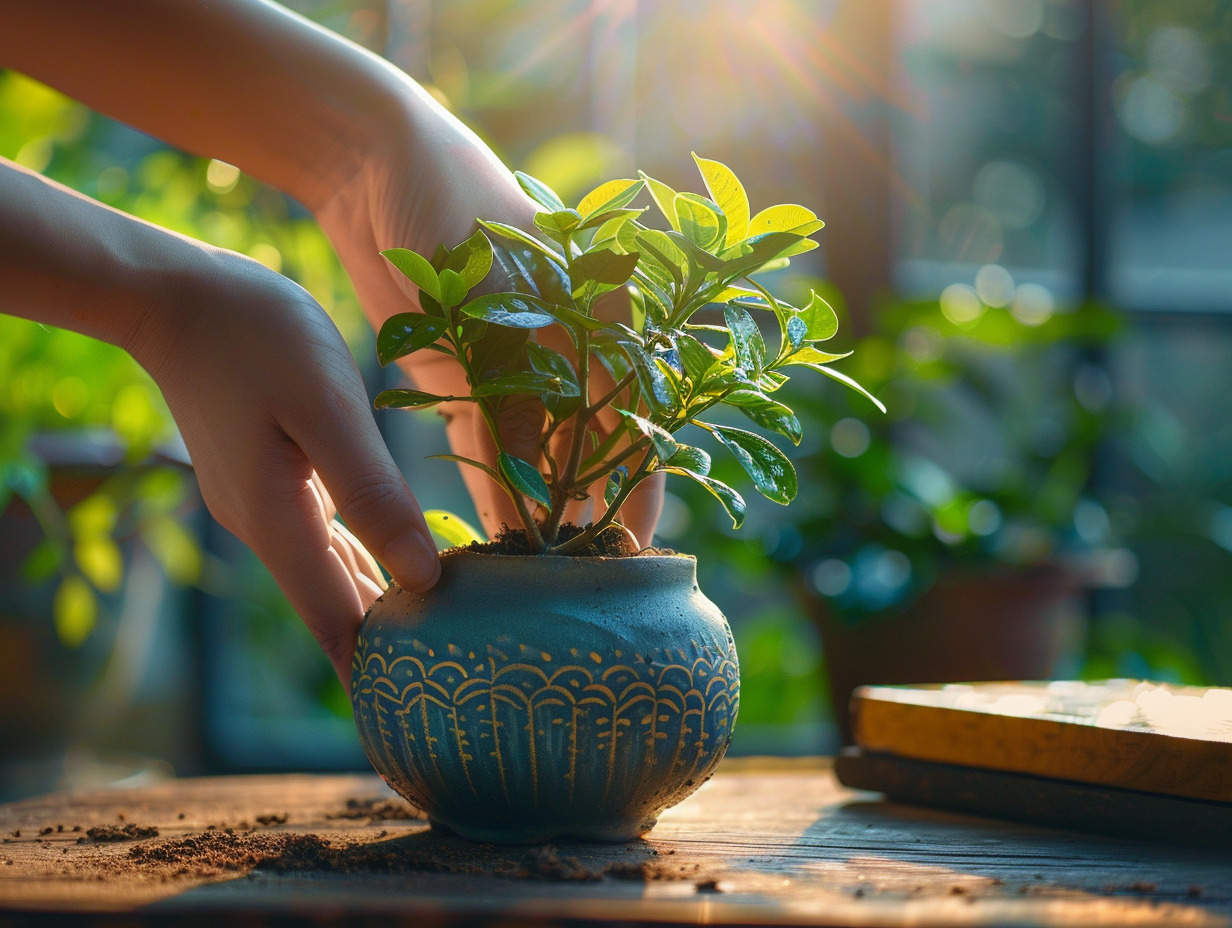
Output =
[{"x1": 351, "y1": 551, "x2": 740, "y2": 843}]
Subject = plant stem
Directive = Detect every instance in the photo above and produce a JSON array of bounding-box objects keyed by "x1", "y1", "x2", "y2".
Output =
[
  {"x1": 549, "y1": 451, "x2": 655, "y2": 556},
  {"x1": 477, "y1": 395, "x2": 545, "y2": 552},
  {"x1": 540, "y1": 330, "x2": 591, "y2": 546}
]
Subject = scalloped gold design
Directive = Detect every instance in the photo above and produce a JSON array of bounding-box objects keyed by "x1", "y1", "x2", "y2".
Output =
[{"x1": 352, "y1": 633, "x2": 740, "y2": 825}]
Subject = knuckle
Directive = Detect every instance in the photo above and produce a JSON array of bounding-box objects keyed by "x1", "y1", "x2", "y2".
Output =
[
  {"x1": 333, "y1": 469, "x2": 406, "y2": 530},
  {"x1": 496, "y1": 396, "x2": 546, "y2": 448}
]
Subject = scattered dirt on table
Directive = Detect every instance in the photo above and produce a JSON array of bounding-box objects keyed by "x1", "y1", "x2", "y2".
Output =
[
  {"x1": 327, "y1": 797, "x2": 426, "y2": 822},
  {"x1": 115, "y1": 829, "x2": 718, "y2": 885},
  {"x1": 86, "y1": 824, "x2": 160, "y2": 842}
]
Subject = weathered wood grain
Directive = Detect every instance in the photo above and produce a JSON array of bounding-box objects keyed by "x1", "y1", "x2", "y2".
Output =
[
  {"x1": 0, "y1": 759, "x2": 1228, "y2": 927},
  {"x1": 852, "y1": 681, "x2": 1232, "y2": 803}
]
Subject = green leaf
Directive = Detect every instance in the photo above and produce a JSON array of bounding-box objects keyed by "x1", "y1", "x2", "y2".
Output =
[
  {"x1": 719, "y1": 231, "x2": 808, "y2": 279},
  {"x1": 579, "y1": 207, "x2": 645, "y2": 235},
  {"x1": 75, "y1": 535, "x2": 122, "y2": 592},
  {"x1": 677, "y1": 333, "x2": 718, "y2": 383},
  {"x1": 515, "y1": 171, "x2": 566, "y2": 212},
  {"x1": 471, "y1": 371, "x2": 565, "y2": 397},
  {"x1": 799, "y1": 363, "x2": 888, "y2": 413},
  {"x1": 663, "y1": 467, "x2": 746, "y2": 528},
  {"x1": 534, "y1": 209, "x2": 582, "y2": 238},
  {"x1": 665, "y1": 443, "x2": 712, "y2": 477},
  {"x1": 674, "y1": 192, "x2": 727, "y2": 251},
  {"x1": 724, "y1": 304, "x2": 766, "y2": 375},
  {"x1": 664, "y1": 229, "x2": 725, "y2": 275},
  {"x1": 570, "y1": 248, "x2": 640, "y2": 297},
  {"x1": 615, "y1": 408, "x2": 680, "y2": 461},
  {"x1": 634, "y1": 229, "x2": 687, "y2": 290},
  {"x1": 438, "y1": 268, "x2": 469, "y2": 309},
  {"x1": 783, "y1": 345, "x2": 853, "y2": 366},
  {"x1": 478, "y1": 220, "x2": 568, "y2": 269},
  {"x1": 443, "y1": 229, "x2": 494, "y2": 290},
  {"x1": 705, "y1": 423, "x2": 797, "y2": 505},
  {"x1": 525, "y1": 343, "x2": 579, "y2": 394},
  {"x1": 526, "y1": 342, "x2": 581, "y2": 417},
  {"x1": 692, "y1": 153, "x2": 750, "y2": 246},
  {"x1": 747, "y1": 203, "x2": 824, "y2": 236},
  {"x1": 381, "y1": 248, "x2": 442, "y2": 303},
  {"x1": 799, "y1": 290, "x2": 840, "y2": 341},
  {"x1": 428, "y1": 453, "x2": 501, "y2": 483},
  {"x1": 577, "y1": 178, "x2": 644, "y2": 220},
  {"x1": 786, "y1": 314, "x2": 808, "y2": 350},
  {"x1": 722, "y1": 390, "x2": 803, "y2": 445},
  {"x1": 374, "y1": 388, "x2": 451, "y2": 410},
  {"x1": 498, "y1": 452, "x2": 552, "y2": 508},
  {"x1": 628, "y1": 348, "x2": 675, "y2": 411},
  {"x1": 376, "y1": 313, "x2": 450, "y2": 366},
  {"x1": 638, "y1": 172, "x2": 681, "y2": 231},
  {"x1": 54, "y1": 574, "x2": 96, "y2": 648},
  {"x1": 460, "y1": 293, "x2": 559, "y2": 328},
  {"x1": 424, "y1": 509, "x2": 485, "y2": 548}
]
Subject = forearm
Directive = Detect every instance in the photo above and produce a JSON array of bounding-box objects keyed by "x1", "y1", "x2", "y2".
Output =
[
  {"x1": 0, "y1": 0, "x2": 409, "y2": 212},
  {"x1": 0, "y1": 156, "x2": 206, "y2": 358}
]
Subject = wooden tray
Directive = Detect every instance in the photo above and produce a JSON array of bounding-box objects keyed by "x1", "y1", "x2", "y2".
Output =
[{"x1": 836, "y1": 680, "x2": 1232, "y2": 847}]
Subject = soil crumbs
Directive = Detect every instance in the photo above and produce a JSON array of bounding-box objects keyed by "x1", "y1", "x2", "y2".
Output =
[
  {"x1": 120, "y1": 829, "x2": 711, "y2": 885},
  {"x1": 455, "y1": 523, "x2": 657, "y2": 558}
]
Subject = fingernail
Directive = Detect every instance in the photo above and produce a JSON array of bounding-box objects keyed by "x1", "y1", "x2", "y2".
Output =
[{"x1": 386, "y1": 531, "x2": 441, "y2": 592}]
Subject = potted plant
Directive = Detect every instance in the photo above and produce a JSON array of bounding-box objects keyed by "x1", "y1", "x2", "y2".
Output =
[
  {"x1": 678, "y1": 293, "x2": 1122, "y2": 743},
  {"x1": 350, "y1": 154, "x2": 882, "y2": 842}
]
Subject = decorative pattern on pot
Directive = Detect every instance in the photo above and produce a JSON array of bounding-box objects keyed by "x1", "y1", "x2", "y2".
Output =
[{"x1": 351, "y1": 552, "x2": 740, "y2": 844}]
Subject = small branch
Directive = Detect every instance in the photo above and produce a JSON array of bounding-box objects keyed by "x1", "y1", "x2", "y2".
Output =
[
  {"x1": 549, "y1": 453, "x2": 655, "y2": 556},
  {"x1": 541, "y1": 330, "x2": 592, "y2": 544},
  {"x1": 585, "y1": 370, "x2": 638, "y2": 418}
]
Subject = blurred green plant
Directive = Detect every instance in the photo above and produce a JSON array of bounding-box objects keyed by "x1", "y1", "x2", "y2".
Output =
[
  {"x1": 0, "y1": 68, "x2": 366, "y2": 646},
  {"x1": 677, "y1": 288, "x2": 1122, "y2": 620}
]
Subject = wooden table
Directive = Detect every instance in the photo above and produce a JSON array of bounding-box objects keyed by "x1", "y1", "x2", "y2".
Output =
[{"x1": 1, "y1": 758, "x2": 1228, "y2": 927}]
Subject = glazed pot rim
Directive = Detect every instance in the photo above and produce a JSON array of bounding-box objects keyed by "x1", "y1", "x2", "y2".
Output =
[{"x1": 438, "y1": 550, "x2": 695, "y2": 563}]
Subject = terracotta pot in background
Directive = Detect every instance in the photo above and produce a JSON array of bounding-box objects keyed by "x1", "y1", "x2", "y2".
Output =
[{"x1": 799, "y1": 563, "x2": 1087, "y2": 744}]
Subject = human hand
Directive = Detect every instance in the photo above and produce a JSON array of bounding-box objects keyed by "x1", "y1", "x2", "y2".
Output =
[
  {"x1": 132, "y1": 251, "x2": 440, "y2": 683},
  {"x1": 315, "y1": 84, "x2": 664, "y2": 546}
]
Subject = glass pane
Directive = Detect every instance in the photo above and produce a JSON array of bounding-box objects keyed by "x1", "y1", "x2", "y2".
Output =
[
  {"x1": 1107, "y1": 2, "x2": 1232, "y2": 312},
  {"x1": 893, "y1": 0, "x2": 1085, "y2": 304}
]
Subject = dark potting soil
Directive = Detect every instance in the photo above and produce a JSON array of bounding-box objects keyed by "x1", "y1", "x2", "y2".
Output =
[
  {"x1": 121, "y1": 829, "x2": 709, "y2": 884},
  {"x1": 454, "y1": 523, "x2": 657, "y2": 558},
  {"x1": 326, "y1": 797, "x2": 426, "y2": 822},
  {"x1": 85, "y1": 823, "x2": 160, "y2": 842}
]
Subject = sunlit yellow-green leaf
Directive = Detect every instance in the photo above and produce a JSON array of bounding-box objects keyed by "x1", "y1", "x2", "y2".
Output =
[
  {"x1": 424, "y1": 509, "x2": 485, "y2": 549},
  {"x1": 142, "y1": 514, "x2": 203, "y2": 584},
  {"x1": 111, "y1": 382, "x2": 163, "y2": 453},
  {"x1": 577, "y1": 179, "x2": 640, "y2": 219},
  {"x1": 692, "y1": 153, "x2": 750, "y2": 246},
  {"x1": 69, "y1": 492, "x2": 117, "y2": 536},
  {"x1": 747, "y1": 204, "x2": 824, "y2": 237},
  {"x1": 74, "y1": 534, "x2": 123, "y2": 592},
  {"x1": 674, "y1": 193, "x2": 726, "y2": 251},
  {"x1": 54, "y1": 575, "x2": 96, "y2": 648},
  {"x1": 638, "y1": 172, "x2": 680, "y2": 231}
]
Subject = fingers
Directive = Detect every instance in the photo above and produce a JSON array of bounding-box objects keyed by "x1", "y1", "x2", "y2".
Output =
[
  {"x1": 236, "y1": 449, "x2": 375, "y2": 686},
  {"x1": 311, "y1": 473, "x2": 387, "y2": 592},
  {"x1": 284, "y1": 356, "x2": 441, "y2": 595}
]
